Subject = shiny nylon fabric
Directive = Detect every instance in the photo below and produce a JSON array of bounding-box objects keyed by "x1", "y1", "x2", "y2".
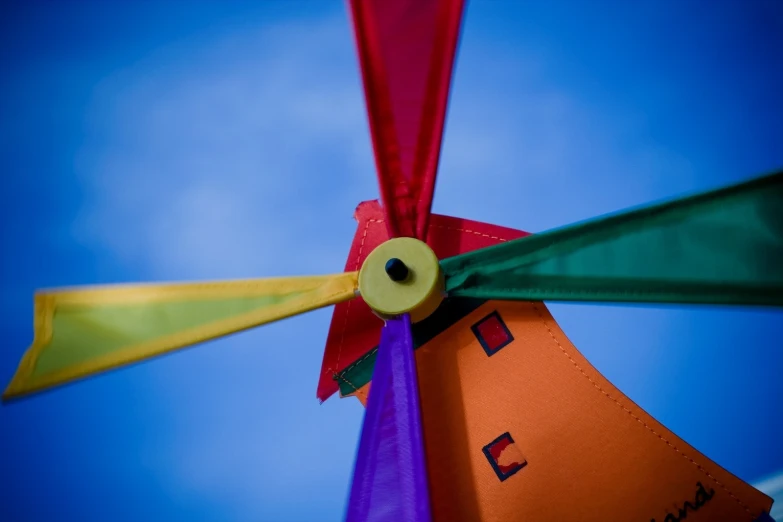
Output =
[
  {"x1": 346, "y1": 314, "x2": 431, "y2": 522},
  {"x1": 348, "y1": 0, "x2": 464, "y2": 239},
  {"x1": 4, "y1": 273, "x2": 358, "y2": 400},
  {"x1": 317, "y1": 200, "x2": 528, "y2": 402},
  {"x1": 443, "y1": 171, "x2": 783, "y2": 305},
  {"x1": 348, "y1": 301, "x2": 774, "y2": 521}
]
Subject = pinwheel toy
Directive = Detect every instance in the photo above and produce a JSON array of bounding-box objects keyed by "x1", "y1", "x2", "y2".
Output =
[{"x1": 4, "y1": 1, "x2": 782, "y2": 521}]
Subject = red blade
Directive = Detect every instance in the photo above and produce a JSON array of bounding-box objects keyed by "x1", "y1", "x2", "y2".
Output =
[{"x1": 349, "y1": 0, "x2": 465, "y2": 239}]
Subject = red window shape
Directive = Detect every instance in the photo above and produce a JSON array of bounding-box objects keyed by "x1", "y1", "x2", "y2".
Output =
[
  {"x1": 471, "y1": 311, "x2": 514, "y2": 356},
  {"x1": 483, "y1": 432, "x2": 527, "y2": 481}
]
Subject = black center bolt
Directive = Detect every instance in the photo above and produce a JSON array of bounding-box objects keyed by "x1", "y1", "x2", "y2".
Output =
[{"x1": 385, "y1": 258, "x2": 409, "y2": 282}]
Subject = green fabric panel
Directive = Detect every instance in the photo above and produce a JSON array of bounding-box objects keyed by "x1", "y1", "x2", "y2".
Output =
[
  {"x1": 337, "y1": 298, "x2": 485, "y2": 395},
  {"x1": 33, "y1": 294, "x2": 301, "y2": 377},
  {"x1": 339, "y1": 349, "x2": 378, "y2": 397},
  {"x1": 442, "y1": 170, "x2": 783, "y2": 306}
]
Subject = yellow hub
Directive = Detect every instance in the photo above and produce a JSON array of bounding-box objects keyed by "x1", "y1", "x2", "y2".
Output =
[{"x1": 358, "y1": 237, "x2": 445, "y2": 323}]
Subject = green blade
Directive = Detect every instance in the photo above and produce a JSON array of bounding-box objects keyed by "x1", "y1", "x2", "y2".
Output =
[
  {"x1": 4, "y1": 272, "x2": 358, "y2": 400},
  {"x1": 442, "y1": 170, "x2": 783, "y2": 306}
]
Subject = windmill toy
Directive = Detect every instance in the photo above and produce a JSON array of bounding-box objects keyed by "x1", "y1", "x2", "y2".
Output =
[{"x1": 4, "y1": 1, "x2": 782, "y2": 521}]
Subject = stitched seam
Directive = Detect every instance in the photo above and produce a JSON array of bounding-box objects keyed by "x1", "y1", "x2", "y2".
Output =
[
  {"x1": 529, "y1": 302, "x2": 753, "y2": 516},
  {"x1": 430, "y1": 224, "x2": 509, "y2": 243},
  {"x1": 333, "y1": 372, "x2": 367, "y2": 401},
  {"x1": 328, "y1": 219, "x2": 513, "y2": 380},
  {"x1": 340, "y1": 346, "x2": 379, "y2": 376},
  {"x1": 18, "y1": 286, "x2": 354, "y2": 398},
  {"x1": 329, "y1": 218, "x2": 379, "y2": 378}
]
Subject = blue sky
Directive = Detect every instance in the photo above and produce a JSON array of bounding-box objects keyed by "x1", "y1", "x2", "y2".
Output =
[{"x1": 1, "y1": 1, "x2": 782, "y2": 521}]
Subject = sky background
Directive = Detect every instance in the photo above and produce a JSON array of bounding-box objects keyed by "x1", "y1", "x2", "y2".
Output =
[{"x1": 1, "y1": 1, "x2": 782, "y2": 521}]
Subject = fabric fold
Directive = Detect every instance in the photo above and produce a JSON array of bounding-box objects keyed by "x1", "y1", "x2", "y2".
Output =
[
  {"x1": 348, "y1": 0, "x2": 465, "y2": 239},
  {"x1": 346, "y1": 314, "x2": 431, "y2": 522},
  {"x1": 443, "y1": 170, "x2": 783, "y2": 306},
  {"x1": 4, "y1": 272, "x2": 358, "y2": 400}
]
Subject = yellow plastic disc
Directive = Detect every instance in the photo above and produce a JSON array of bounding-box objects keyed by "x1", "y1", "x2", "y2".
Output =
[{"x1": 358, "y1": 237, "x2": 445, "y2": 323}]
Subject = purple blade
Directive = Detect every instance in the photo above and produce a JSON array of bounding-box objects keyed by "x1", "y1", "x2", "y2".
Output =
[{"x1": 346, "y1": 314, "x2": 431, "y2": 522}]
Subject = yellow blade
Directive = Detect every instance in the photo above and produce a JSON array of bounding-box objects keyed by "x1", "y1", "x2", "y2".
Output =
[{"x1": 3, "y1": 272, "x2": 358, "y2": 400}]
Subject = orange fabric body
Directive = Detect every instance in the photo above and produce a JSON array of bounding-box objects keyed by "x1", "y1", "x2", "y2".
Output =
[{"x1": 347, "y1": 301, "x2": 772, "y2": 521}]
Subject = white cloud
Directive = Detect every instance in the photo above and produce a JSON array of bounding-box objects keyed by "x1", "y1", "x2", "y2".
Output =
[
  {"x1": 434, "y1": 38, "x2": 697, "y2": 232},
  {"x1": 754, "y1": 470, "x2": 783, "y2": 520},
  {"x1": 72, "y1": 14, "x2": 375, "y2": 282}
]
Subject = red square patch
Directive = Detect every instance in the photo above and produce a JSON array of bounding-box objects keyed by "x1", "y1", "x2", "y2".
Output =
[
  {"x1": 483, "y1": 432, "x2": 527, "y2": 481},
  {"x1": 471, "y1": 311, "x2": 514, "y2": 356}
]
